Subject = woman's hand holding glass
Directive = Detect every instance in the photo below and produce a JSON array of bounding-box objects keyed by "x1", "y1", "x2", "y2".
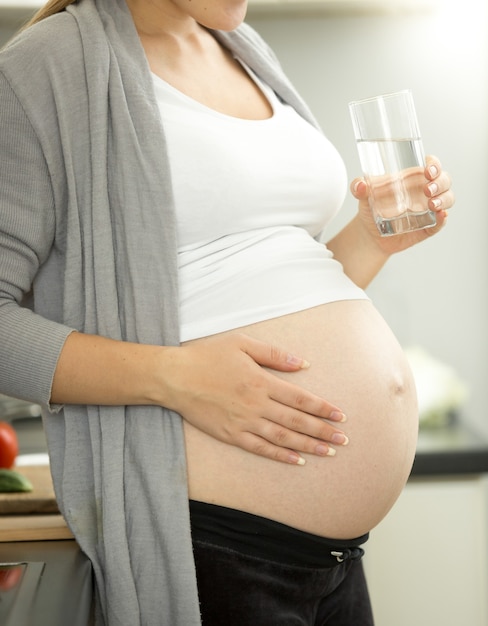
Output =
[{"x1": 350, "y1": 155, "x2": 454, "y2": 255}]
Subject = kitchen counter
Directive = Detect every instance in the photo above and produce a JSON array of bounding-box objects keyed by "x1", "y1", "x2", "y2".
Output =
[
  {"x1": 0, "y1": 541, "x2": 93, "y2": 626},
  {"x1": 412, "y1": 420, "x2": 488, "y2": 476},
  {"x1": 1, "y1": 412, "x2": 92, "y2": 626}
]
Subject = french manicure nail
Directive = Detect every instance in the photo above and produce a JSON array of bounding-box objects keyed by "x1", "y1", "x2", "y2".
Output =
[
  {"x1": 428, "y1": 182, "x2": 438, "y2": 196},
  {"x1": 330, "y1": 410, "x2": 347, "y2": 423},
  {"x1": 317, "y1": 444, "x2": 336, "y2": 457},
  {"x1": 286, "y1": 354, "x2": 310, "y2": 369},
  {"x1": 431, "y1": 197, "x2": 442, "y2": 209},
  {"x1": 429, "y1": 165, "x2": 438, "y2": 178},
  {"x1": 289, "y1": 453, "x2": 306, "y2": 465},
  {"x1": 331, "y1": 433, "x2": 349, "y2": 446},
  {"x1": 316, "y1": 443, "x2": 329, "y2": 456}
]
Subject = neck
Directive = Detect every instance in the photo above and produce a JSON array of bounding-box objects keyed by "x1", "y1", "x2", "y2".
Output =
[{"x1": 125, "y1": 0, "x2": 196, "y2": 37}]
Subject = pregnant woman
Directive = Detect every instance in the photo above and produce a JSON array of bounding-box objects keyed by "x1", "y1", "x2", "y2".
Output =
[{"x1": 0, "y1": 0, "x2": 454, "y2": 624}]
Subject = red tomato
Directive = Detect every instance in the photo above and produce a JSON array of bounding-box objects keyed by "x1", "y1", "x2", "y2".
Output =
[
  {"x1": 0, "y1": 566, "x2": 24, "y2": 591},
  {"x1": 0, "y1": 421, "x2": 18, "y2": 469}
]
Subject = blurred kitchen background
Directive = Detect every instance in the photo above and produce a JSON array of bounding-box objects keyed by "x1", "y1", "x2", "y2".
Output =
[{"x1": 0, "y1": 1, "x2": 487, "y2": 624}]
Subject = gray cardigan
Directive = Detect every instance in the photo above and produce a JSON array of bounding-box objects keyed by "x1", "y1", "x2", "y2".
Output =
[{"x1": 0, "y1": 0, "x2": 320, "y2": 623}]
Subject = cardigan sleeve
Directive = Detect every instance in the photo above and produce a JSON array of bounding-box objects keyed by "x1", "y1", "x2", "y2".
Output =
[{"x1": 0, "y1": 71, "x2": 74, "y2": 408}]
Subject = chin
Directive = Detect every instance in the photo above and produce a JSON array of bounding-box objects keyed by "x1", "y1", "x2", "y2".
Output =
[{"x1": 199, "y1": 1, "x2": 248, "y2": 31}]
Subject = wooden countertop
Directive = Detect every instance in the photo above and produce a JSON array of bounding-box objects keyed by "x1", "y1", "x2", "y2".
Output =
[
  {"x1": 0, "y1": 465, "x2": 58, "y2": 515},
  {"x1": 0, "y1": 465, "x2": 72, "y2": 542}
]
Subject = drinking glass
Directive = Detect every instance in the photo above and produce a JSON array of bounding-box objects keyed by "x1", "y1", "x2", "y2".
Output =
[{"x1": 349, "y1": 90, "x2": 436, "y2": 236}]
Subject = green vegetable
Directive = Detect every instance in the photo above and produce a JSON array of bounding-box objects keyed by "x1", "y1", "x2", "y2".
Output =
[{"x1": 0, "y1": 468, "x2": 33, "y2": 493}]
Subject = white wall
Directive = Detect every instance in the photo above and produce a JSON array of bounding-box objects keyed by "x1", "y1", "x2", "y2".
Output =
[{"x1": 248, "y1": 0, "x2": 488, "y2": 437}]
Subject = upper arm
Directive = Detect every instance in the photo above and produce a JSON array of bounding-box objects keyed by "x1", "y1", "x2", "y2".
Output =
[
  {"x1": 0, "y1": 71, "x2": 72, "y2": 406},
  {"x1": 0, "y1": 71, "x2": 56, "y2": 304}
]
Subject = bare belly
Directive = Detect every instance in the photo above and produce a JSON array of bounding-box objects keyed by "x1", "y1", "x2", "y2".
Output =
[{"x1": 183, "y1": 300, "x2": 418, "y2": 539}]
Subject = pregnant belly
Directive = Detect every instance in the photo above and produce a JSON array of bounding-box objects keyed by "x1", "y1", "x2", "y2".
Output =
[{"x1": 183, "y1": 300, "x2": 418, "y2": 539}]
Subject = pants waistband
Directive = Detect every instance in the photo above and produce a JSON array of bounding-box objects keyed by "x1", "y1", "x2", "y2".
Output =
[{"x1": 189, "y1": 500, "x2": 368, "y2": 569}]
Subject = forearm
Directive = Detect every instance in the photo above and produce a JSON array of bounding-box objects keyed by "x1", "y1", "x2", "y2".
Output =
[
  {"x1": 50, "y1": 331, "x2": 170, "y2": 407},
  {"x1": 326, "y1": 214, "x2": 390, "y2": 289}
]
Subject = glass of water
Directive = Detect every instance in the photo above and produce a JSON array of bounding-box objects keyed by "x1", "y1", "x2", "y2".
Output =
[{"x1": 348, "y1": 90, "x2": 436, "y2": 237}]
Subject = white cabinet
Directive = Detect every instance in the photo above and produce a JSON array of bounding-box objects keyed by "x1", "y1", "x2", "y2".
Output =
[{"x1": 364, "y1": 475, "x2": 488, "y2": 626}]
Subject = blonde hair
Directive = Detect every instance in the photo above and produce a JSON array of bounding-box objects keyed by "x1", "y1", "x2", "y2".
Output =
[{"x1": 22, "y1": 0, "x2": 77, "y2": 30}]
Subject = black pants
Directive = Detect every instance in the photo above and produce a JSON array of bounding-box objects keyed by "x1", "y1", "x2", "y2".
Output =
[{"x1": 190, "y1": 501, "x2": 375, "y2": 626}]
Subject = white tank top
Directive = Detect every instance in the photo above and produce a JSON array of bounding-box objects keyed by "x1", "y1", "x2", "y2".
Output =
[{"x1": 152, "y1": 62, "x2": 367, "y2": 342}]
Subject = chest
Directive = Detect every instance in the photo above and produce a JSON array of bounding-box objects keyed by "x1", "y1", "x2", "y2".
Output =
[
  {"x1": 152, "y1": 69, "x2": 347, "y2": 249},
  {"x1": 144, "y1": 34, "x2": 272, "y2": 120}
]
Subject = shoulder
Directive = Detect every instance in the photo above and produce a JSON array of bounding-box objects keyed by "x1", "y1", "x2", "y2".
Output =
[
  {"x1": 235, "y1": 22, "x2": 278, "y2": 53},
  {"x1": 2, "y1": 11, "x2": 80, "y2": 57},
  {"x1": 0, "y1": 12, "x2": 84, "y2": 91},
  {"x1": 0, "y1": 12, "x2": 89, "y2": 130}
]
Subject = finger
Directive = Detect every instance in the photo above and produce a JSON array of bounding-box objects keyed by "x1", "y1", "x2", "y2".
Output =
[
  {"x1": 239, "y1": 334, "x2": 311, "y2": 373},
  {"x1": 217, "y1": 406, "x2": 343, "y2": 464},
  {"x1": 350, "y1": 177, "x2": 368, "y2": 199},
  {"x1": 237, "y1": 431, "x2": 309, "y2": 465},
  {"x1": 268, "y1": 376, "x2": 345, "y2": 422},
  {"x1": 261, "y1": 408, "x2": 349, "y2": 449},
  {"x1": 424, "y1": 155, "x2": 442, "y2": 181},
  {"x1": 237, "y1": 430, "x2": 342, "y2": 466},
  {"x1": 240, "y1": 414, "x2": 349, "y2": 462},
  {"x1": 425, "y1": 171, "x2": 451, "y2": 197},
  {"x1": 428, "y1": 189, "x2": 455, "y2": 212}
]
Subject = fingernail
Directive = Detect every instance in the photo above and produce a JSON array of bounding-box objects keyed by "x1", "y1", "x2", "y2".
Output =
[
  {"x1": 289, "y1": 453, "x2": 306, "y2": 465},
  {"x1": 431, "y1": 197, "x2": 442, "y2": 209},
  {"x1": 286, "y1": 354, "x2": 310, "y2": 369},
  {"x1": 330, "y1": 410, "x2": 347, "y2": 423},
  {"x1": 429, "y1": 165, "x2": 438, "y2": 178},
  {"x1": 317, "y1": 444, "x2": 336, "y2": 457},
  {"x1": 331, "y1": 433, "x2": 349, "y2": 446},
  {"x1": 428, "y1": 182, "x2": 438, "y2": 196},
  {"x1": 316, "y1": 443, "x2": 329, "y2": 456},
  {"x1": 353, "y1": 180, "x2": 365, "y2": 194}
]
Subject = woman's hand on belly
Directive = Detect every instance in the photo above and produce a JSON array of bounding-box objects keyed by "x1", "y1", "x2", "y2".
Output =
[{"x1": 159, "y1": 333, "x2": 348, "y2": 465}]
